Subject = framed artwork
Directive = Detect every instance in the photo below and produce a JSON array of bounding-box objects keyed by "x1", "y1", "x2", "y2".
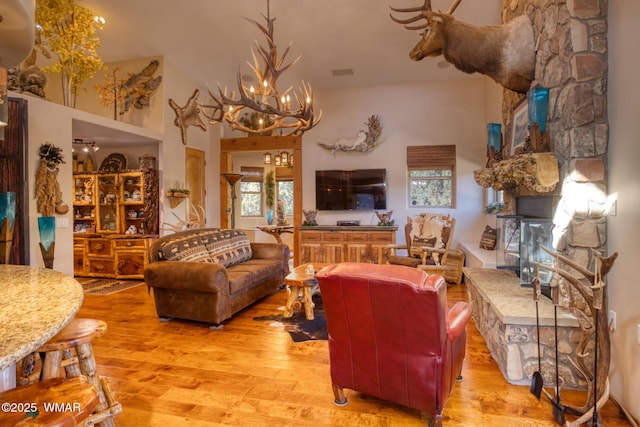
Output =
[{"x1": 510, "y1": 98, "x2": 529, "y2": 155}]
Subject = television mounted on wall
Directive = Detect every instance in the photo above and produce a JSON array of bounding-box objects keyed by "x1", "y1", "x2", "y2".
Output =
[{"x1": 315, "y1": 169, "x2": 387, "y2": 211}]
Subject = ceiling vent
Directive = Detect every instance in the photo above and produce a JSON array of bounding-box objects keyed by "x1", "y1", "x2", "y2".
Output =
[{"x1": 332, "y1": 68, "x2": 355, "y2": 77}]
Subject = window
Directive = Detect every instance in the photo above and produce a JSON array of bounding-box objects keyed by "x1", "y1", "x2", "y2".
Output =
[
  {"x1": 276, "y1": 166, "x2": 294, "y2": 217},
  {"x1": 240, "y1": 166, "x2": 263, "y2": 217},
  {"x1": 406, "y1": 145, "x2": 456, "y2": 208}
]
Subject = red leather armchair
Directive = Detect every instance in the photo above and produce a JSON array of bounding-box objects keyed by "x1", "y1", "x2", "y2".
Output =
[{"x1": 316, "y1": 263, "x2": 471, "y2": 425}]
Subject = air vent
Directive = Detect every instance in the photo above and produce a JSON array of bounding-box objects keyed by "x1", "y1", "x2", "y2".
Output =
[{"x1": 332, "y1": 68, "x2": 354, "y2": 77}]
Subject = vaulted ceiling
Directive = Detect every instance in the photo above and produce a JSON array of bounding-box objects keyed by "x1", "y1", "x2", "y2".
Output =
[{"x1": 81, "y1": 0, "x2": 502, "y2": 92}]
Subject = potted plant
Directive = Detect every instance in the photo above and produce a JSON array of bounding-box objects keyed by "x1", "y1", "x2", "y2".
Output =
[{"x1": 264, "y1": 170, "x2": 275, "y2": 224}]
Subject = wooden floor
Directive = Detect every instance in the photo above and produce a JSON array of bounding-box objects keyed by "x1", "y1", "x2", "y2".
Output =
[{"x1": 76, "y1": 282, "x2": 633, "y2": 426}]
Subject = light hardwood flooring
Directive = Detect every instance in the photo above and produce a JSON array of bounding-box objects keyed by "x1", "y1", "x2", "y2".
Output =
[{"x1": 76, "y1": 282, "x2": 633, "y2": 426}]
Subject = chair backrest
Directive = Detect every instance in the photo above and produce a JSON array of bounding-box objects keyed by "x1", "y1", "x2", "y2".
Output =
[
  {"x1": 404, "y1": 213, "x2": 455, "y2": 260},
  {"x1": 316, "y1": 262, "x2": 451, "y2": 415}
]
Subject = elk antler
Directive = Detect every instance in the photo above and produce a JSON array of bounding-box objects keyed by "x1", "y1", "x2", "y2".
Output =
[
  {"x1": 390, "y1": 0, "x2": 432, "y2": 30},
  {"x1": 390, "y1": 0, "x2": 462, "y2": 29},
  {"x1": 200, "y1": 9, "x2": 321, "y2": 135}
]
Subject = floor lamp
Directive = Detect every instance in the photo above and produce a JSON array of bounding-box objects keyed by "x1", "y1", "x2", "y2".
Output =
[{"x1": 221, "y1": 173, "x2": 244, "y2": 229}]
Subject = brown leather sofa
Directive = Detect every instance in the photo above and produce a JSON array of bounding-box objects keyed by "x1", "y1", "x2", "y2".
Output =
[
  {"x1": 144, "y1": 228, "x2": 290, "y2": 327},
  {"x1": 316, "y1": 262, "x2": 471, "y2": 425}
]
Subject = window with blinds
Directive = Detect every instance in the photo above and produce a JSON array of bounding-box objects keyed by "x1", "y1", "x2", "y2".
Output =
[
  {"x1": 406, "y1": 145, "x2": 456, "y2": 208},
  {"x1": 240, "y1": 166, "x2": 264, "y2": 217}
]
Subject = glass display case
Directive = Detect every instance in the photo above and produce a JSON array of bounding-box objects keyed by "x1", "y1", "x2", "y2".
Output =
[
  {"x1": 520, "y1": 218, "x2": 555, "y2": 287},
  {"x1": 496, "y1": 215, "x2": 522, "y2": 272},
  {"x1": 96, "y1": 174, "x2": 119, "y2": 233}
]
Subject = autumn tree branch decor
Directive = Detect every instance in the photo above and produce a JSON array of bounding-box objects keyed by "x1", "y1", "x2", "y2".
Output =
[
  {"x1": 35, "y1": 0, "x2": 105, "y2": 107},
  {"x1": 95, "y1": 67, "x2": 126, "y2": 120}
]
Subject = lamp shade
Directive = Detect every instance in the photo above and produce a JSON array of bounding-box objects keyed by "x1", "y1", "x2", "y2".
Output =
[
  {"x1": 527, "y1": 87, "x2": 550, "y2": 134},
  {"x1": 487, "y1": 123, "x2": 502, "y2": 151},
  {"x1": 0, "y1": 192, "x2": 16, "y2": 228}
]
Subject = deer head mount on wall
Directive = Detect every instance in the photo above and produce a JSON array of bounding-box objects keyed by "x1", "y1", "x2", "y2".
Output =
[{"x1": 390, "y1": 0, "x2": 535, "y2": 93}]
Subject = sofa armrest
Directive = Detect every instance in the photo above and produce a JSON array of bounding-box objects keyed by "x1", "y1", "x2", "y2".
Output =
[
  {"x1": 144, "y1": 261, "x2": 228, "y2": 293},
  {"x1": 446, "y1": 301, "x2": 472, "y2": 341},
  {"x1": 250, "y1": 242, "x2": 290, "y2": 275}
]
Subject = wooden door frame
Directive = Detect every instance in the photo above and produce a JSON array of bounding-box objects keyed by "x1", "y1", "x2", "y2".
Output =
[{"x1": 220, "y1": 135, "x2": 302, "y2": 259}]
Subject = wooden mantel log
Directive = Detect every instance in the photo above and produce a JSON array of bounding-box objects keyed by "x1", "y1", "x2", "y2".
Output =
[{"x1": 473, "y1": 152, "x2": 559, "y2": 193}]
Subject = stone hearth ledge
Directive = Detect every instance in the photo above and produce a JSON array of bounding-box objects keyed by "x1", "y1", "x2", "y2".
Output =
[
  {"x1": 464, "y1": 268, "x2": 585, "y2": 388},
  {"x1": 465, "y1": 268, "x2": 578, "y2": 327}
]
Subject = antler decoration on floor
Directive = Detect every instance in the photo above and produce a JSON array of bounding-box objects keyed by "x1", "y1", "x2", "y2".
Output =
[{"x1": 536, "y1": 247, "x2": 618, "y2": 426}]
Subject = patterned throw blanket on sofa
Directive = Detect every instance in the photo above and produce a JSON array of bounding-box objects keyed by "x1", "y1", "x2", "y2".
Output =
[{"x1": 156, "y1": 229, "x2": 252, "y2": 267}]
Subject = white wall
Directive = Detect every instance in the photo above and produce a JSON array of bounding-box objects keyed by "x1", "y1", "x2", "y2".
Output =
[
  {"x1": 297, "y1": 77, "x2": 497, "y2": 247},
  {"x1": 607, "y1": 0, "x2": 640, "y2": 420}
]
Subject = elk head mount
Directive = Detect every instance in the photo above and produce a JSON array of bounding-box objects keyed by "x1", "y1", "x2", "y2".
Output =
[{"x1": 390, "y1": 0, "x2": 535, "y2": 93}]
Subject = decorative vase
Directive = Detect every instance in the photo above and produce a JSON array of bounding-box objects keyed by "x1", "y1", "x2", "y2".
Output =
[
  {"x1": 527, "y1": 87, "x2": 550, "y2": 134},
  {"x1": 487, "y1": 123, "x2": 502, "y2": 151},
  {"x1": 266, "y1": 209, "x2": 274, "y2": 225},
  {"x1": 0, "y1": 192, "x2": 16, "y2": 264},
  {"x1": 38, "y1": 216, "x2": 56, "y2": 269}
]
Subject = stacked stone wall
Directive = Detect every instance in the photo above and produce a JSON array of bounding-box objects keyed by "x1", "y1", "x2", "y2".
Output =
[{"x1": 502, "y1": 0, "x2": 608, "y2": 278}]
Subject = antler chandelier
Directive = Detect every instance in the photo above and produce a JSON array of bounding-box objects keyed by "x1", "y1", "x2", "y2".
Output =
[{"x1": 201, "y1": 0, "x2": 321, "y2": 136}]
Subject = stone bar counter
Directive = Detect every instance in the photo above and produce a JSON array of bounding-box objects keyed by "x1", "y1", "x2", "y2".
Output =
[
  {"x1": 464, "y1": 268, "x2": 585, "y2": 389},
  {"x1": 0, "y1": 265, "x2": 84, "y2": 391}
]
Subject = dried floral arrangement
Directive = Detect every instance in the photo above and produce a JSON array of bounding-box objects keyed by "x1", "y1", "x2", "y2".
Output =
[{"x1": 35, "y1": 143, "x2": 66, "y2": 216}]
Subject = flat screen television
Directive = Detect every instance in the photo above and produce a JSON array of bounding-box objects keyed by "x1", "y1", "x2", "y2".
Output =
[{"x1": 316, "y1": 169, "x2": 387, "y2": 211}]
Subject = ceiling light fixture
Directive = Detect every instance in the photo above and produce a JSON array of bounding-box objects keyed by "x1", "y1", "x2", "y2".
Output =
[
  {"x1": 72, "y1": 138, "x2": 99, "y2": 153},
  {"x1": 200, "y1": 0, "x2": 321, "y2": 136}
]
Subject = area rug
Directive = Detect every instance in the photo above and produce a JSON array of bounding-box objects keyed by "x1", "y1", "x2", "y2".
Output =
[
  {"x1": 254, "y1": 294, "x2": 327, "y2": 342},
  {"x1": 76, "y1": 278, "x2": 145, "y2": 295}
]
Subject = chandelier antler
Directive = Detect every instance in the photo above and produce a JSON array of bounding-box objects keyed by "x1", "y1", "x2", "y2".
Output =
[{"x1": 200, "y1": 1, "x2": 322, "y2": 136}]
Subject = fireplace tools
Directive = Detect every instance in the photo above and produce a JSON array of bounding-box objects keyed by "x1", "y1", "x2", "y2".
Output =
[
  {"x1": 549, "y1": 274, "x2": 566, "y2": 425},
  {"x1": 530, "y1": 275, "x2": 543, "y2": 399},
  {"x1": 591, "y1": 261, "x2": 605, "y2": 427}
]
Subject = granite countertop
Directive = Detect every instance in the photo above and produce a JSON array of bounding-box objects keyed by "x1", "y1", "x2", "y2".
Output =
[{"x1": 0, "y1": 265, "x2": 84, "y2": 371}]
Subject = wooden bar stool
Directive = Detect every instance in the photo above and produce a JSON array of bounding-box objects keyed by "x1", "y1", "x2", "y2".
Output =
[
  {"x1": 0, "y1": 376, "x2": 99, "y2": 426},
  {"x1": 36, "y1": 318, "x2": 121, "y2": 427}
]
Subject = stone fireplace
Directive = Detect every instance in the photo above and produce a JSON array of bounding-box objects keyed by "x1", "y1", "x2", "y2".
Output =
[{"x1": 467, "y1": 0, "x2": 611, "y2": 396}]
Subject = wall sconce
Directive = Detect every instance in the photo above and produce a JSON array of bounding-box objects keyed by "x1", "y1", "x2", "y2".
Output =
[
  {"x1": 281, "y1": 151, "x2": 289, "y2": 164},
  {"x1": 263, "y1": 152, "x2": 272, "y2": 165},
  {"x1": 274, "y1": 154, "x2": 282, "y2": 167}
]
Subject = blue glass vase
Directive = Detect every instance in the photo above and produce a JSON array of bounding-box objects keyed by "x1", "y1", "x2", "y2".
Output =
[
  {"x1": 38, "y1": 216, "x2": 56, "y2": 268},
  {"x1": 266, "y1": 209, "x2": 274, "y2": 225},
  {"x1": 0, "y1": 192, "x2": 16, "y2": 229},
  {"x1": 0, "y1": 192, "x2": 16, "y2": 264},
  {"x1": 38, "y1": 216, "x2": 56, "y2": 251},
  {"x1": 487, "y1": 123, "x2": 502, "y2": 151},
  {"x1": 527, "y1": 87, "x2": 550, "y2": 134}
]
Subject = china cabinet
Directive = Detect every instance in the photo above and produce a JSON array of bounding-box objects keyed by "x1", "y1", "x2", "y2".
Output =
[{"x1": 72, "y1": 169, "x2": 159, "y2": 279}]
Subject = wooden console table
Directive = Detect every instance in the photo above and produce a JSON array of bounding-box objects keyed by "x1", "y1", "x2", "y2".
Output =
[
  {"x1": 297, "y1": 225, "x2": 396, "y2": 265},
  {"x1": 464, "y1": 268, "x2": 584, "y2": 388}
]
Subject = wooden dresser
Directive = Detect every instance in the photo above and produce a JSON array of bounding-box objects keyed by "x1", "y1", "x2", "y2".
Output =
[
  {"x1": 74, "y1": 234, "x2": 157, "y2": 279},
  {"x1": 297, "y1": 226, "x2": 397, "y2": 265}
]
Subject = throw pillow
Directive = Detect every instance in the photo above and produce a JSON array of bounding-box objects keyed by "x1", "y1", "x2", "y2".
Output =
[
  {"x1": 202, "y1": 229, "x2": 252, "y2": 267},
  {"x1": 479, "y1": 225, "x2": 498, "y2": 250}
]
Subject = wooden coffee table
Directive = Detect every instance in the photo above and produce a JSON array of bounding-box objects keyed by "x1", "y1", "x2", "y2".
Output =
[{"x1": 283, "y1": 263, "x2": 330, "y2": 320}]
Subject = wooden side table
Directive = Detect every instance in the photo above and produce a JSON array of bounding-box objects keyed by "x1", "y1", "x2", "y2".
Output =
[
  {"x1": 283, "y1": 263, "x2": 329, "y2": 320},
  {"x1": 257, "y1": 225, "x2": 294, "y2": 244}
]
